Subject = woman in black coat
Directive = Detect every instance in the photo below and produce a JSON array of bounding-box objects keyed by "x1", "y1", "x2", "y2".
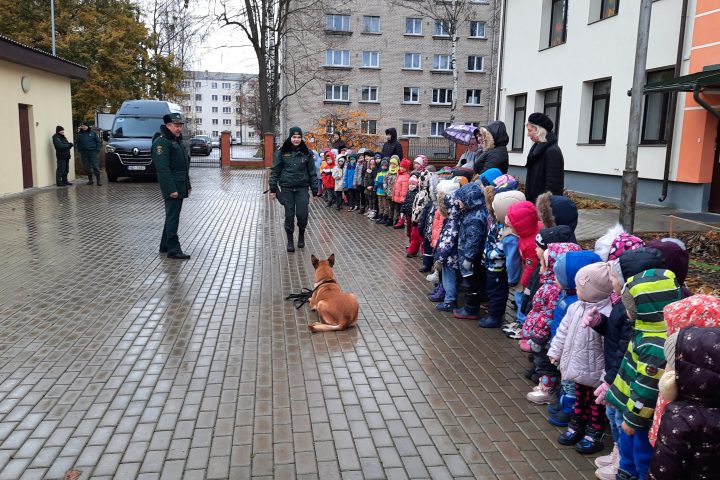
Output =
[
  {"x1": 524, "y1": 112, "x2": 564, "y2": 203},
  {"x1": 472, "y1": 121, "x2": 509, "y2": 175}
]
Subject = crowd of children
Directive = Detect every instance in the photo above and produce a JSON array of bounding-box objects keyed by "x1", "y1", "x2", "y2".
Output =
[{"x1": 312, "y1": 144, "x2": 719, "y2": 480}]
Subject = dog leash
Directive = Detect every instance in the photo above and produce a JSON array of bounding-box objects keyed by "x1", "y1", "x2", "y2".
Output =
[{"x1": 285, "y1": 279, "x2": 336, "y2": 310}]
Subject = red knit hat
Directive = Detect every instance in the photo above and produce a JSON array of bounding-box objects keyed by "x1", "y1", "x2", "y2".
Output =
[{"x1": 400, "y1": 158, "x2": 411, "y2": 170}]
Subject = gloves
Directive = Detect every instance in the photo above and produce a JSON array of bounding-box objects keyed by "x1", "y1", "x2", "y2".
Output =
[
  {"x1": 594, "y1": 382, "x2": 610, "y2": 405},
  {"x1": 582, "y1": 306, "x2": 601, "y2": 328}
]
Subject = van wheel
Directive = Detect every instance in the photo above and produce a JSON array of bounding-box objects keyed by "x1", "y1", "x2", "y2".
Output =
[{"x1": 107, "y1": 174, "x2": 118, "y2": 182}]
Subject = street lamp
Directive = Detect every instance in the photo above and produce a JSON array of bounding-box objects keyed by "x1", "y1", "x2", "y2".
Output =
[{"x1": 50, "y1": 0, "x2": 56, "y2": 55}]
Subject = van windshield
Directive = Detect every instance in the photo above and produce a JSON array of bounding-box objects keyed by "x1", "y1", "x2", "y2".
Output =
[{"x1": 112, "y1": 116, "x2": 164, "y2": 138}]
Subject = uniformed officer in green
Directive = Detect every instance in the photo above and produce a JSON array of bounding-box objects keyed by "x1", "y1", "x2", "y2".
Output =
[
  {"x1": 269, "y1": 126, "x2": 317, "y2": 252},
  {"x1": 153, "y1": 112, "x2": 192, "y2": 259}
]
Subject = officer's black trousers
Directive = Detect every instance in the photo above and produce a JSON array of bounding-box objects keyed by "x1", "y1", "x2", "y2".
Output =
[
  {"x1": 278, "y1": 188, "x2": 309, "y2": 234},
  {"x1": 161, "y1": 197, "x2": 183, "y2": 255}
]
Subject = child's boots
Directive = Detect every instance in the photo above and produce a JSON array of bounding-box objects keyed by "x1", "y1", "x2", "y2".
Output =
[
  {"x1": 558, "y1": 417, "x2": 586, "y2": 446},
  {"x1": 428, "y1": 283, "x2": 445, "y2": 302},
  {"x1": 575, "y1": 428, "x2": 605, "y2": 454}
]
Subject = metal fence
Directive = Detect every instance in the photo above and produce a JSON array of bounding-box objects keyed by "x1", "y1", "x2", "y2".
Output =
[
  {"x1": 190, "y1": 147, "x2": 221, "y2": 167},
  {"x1": 407, "y1": 137, "x2": 455, "y2": 162},
  {"x1": 231, "y1": 142, "x2": 262, "y2": 160}
]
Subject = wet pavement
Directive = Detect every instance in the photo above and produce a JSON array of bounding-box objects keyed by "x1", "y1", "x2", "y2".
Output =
[{"x1": 0, "y1": 168, "x2": 648, "y2": 479}]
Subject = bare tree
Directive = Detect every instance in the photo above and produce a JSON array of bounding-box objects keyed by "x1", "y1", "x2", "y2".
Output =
[
  {"x1": 391, "y1": 0, "x2": 475, "y2": 123},
  {"x1": 214, "y1": 0, "x2": 348, "y2": 135}
]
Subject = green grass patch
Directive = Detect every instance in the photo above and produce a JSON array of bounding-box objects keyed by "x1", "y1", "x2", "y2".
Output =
[{"x1": 690, "y1": 259, "x2": 720, "y2": 271}]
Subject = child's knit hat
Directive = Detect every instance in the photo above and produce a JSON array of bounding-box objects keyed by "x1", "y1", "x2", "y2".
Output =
[
  {"x1": 492, "y1": 174, "x2": 519, "y2": 193},
  {"x1": 408, "y1": 175, "x2": 419, "y2": 187},
  {"x1": 347, "y1": 153, "x2": 357, "y2": 161},
  {"x1": 492, "y1": 191, "x2": 525, "y2": 224},
  {"x1": 375, "y1": 153, "x2": 382, "y2": 159},
  {"x1": 609, "y1": 233, "x2": 645, "y2": 261},
  {"x1": 413, "y1": 155, "x2": 429, "y2": 171},
  {"x1": 437, "y1": 179, "x2": 460, "y2": 196},
  {"x1": 575, "y1": 262, "x2": 614, "y2": 303},
  {"x1": 535, "y1": 225, "x2": 576, "y2": 249},
  {"x1": 647, "y1": 238, "x2": 689, "y2": 285},
  {"x1": 400, "y1": 158, "x2": 411, "y2": 170},
  {"x1": 554, "y1": 250, "x2": 601, "y2": 290},
  {"x1": 479, "y1": 168, "x2": 502, "y2": 186},
  {"x1": 389, "y1": 155, "x2": 400, "y2": 165},
  {"x1": 380, "y1": 158, "x2": 389, "y2": 168}
]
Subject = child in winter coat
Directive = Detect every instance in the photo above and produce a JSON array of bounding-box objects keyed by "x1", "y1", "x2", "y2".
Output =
[
  {"x1": 451, "y1": 182, "x2": 488, "y2": 320},
  {"x1": 374, "y1": 159, "x2": 389, "y2": 223},
  {"x1": 332, "y1": 155, "x2": 346, "y2": 211},
  {"x1": 412, "y1": 155, "x2": 428, "y2": 175},
  {"x1": 646, "y1": 238, "x2": 692, "y2": 297},
  {"x1": 545, "y1": 250, "x2": 602, "y2": 429},
  {"x1": 363, "y1": 158, "x2": 377, "y2": 218},
  {"x1": 433, "y1": 179, "x2": 462, "y2": 311},
  {"x1": 321, "y1": 152, "x2": 336, "y2": 207},
  {"x1": 605, "y1": 269, "x2": 681, "y2": 480},
  {"x1": 411, "y1": 168, "x2": 436, "y2": 259},
  {"x1": 343, "y1": 153, "x2": 358, "y2": 211},
  {"x1": 392, "y1": 159, "x2": 411, "y2": 229},
  {"x1": 549, "y1": 262, "x2": 615, "y2": 454},
  {"x1": 401, "y1": 175, "x2": 419, "y2": 254},
  {"x1": 353, "y1": 152, "x2": 368, "y2": 213},
  {"x1": 524, "y1": 236, "x2": 581, "y2": 404},
  {"x1": 383, "y1": 156, "x2": 400, "y2": 226},
  {"x1": 478, "y1": 188, "x2": 525, "y2": 327}
]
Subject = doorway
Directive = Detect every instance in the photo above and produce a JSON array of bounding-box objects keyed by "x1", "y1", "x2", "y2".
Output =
[{"x1": 18, "y1": 104, "x2": 33, "y2": 188}]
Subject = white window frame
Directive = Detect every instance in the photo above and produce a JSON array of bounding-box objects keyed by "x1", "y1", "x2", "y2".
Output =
[
  {"x1": 196, "y1": 119, "x2": 202, "y2": 125},
  {"x1": 195, "y1": 94, "x2": 202, "y2": 101},
  {"x1": 361, "y1": 119, "x2": 377, "y2": 134},
  {"x1": 222, "y1": 95, "x2": 231, "y2": 102},
  {"x1": 325, "y1": 84, "x2": 349, "y2": 101},
  {"x1": 363, "y1": 16, "x2": 380, "y2": 33},
  {"x1": 211, "y1": 95, "x2": 218, "y2": 101},
  {"x1": 405, "y1": 18, "x2": 422, "y2": 35},
  {"x1": 222, "y1": 119, "x2": 232, "y2": 125},
  {"x1": 212, "y1": 106, "x2": 219, "y2": 113},
  {"x1": 326, "y1": 14, "x2": 350, "y2": 32},
  {"x1": 469, "y1": 21, "x2": 486, "y2": 38},
  {"x1": 194, "y1": 81, "x2": 202, "y2": 88},
  {"x1": 222, "y1": 82, "x2": 231, "y2": 89},
  {"x1": 211, "y1": 82, "x2": 218, "y2": 89},
  {"x1": 432, "y1": 88, "x2": 452, "y2": 105},
  {"x1": 403, "y1": 87, "x2": 420, "y2": 104},
  {"x1": 404, "y1": 53, "x2": 421, "y2": 69},
  {"x1": 326, "y1": 49, "x2": 350, "y2": 67},
  {"x1": 466, "y1": 89, "x2": 482, "y2": 105},
  {"x1": 433, "y1": 54, "x2": 452, "y2": 71},
  {"x1": 431, "y1": 121, "x2": 451, "y2": 136},
  {"x1": 362, "y1": 51, "x2": 380, "y2": 68},
  {"x1": 222, "y1": 107, "x2": 232, "y2": 114},
  {"x1": 467, "y1": 56, "x2": 484, "y2": 72},
  {"x1": 361, "y1": 86, "x2": 379, "y2": 102},
  {"x1": 434, "y1": 20, "x2": 450, "y2": 37},
  {"x1": 195, "y1": 106, "x2": 202, "y2": 113},
  {"x1": 212, "y1": 130, "x2": 219, "y2": 136},
  {"x1": 402, "y1": 121, "x2": 418, "y2": 137},
  {"x1": 212, "y1": 119, "x2": 219, "y2": 125}
]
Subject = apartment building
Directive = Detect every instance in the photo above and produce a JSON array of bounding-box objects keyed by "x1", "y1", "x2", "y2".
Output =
[
  {"x1": 281, "y1": 0, "x2": 500, "y2": 143},
  {"x1": 179, "y1": 71, "x2": 258, "y2": 143},
  {"x1": 499, "y1": 0, "x2": 720, "y2": 212}
]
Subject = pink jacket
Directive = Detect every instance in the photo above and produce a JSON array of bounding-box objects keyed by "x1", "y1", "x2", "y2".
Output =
[
  {"x1": 549, "y1": 298, "x2": 612, "y2": 388},
  {"x1": 392, "y1": 171, "x2": 410, "y2": 203}
]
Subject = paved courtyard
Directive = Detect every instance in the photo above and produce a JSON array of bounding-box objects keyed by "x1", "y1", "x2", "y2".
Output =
[{"x1": 0, "y1": 168, "x2": 647, "y2": 480}]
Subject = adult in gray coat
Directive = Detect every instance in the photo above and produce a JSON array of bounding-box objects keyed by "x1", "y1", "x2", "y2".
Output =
[{"x1": 76, "y1": 122, "x2": 102, "y2": 185}]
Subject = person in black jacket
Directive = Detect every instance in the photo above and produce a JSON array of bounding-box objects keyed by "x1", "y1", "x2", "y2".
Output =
[
  {"x1": 473, "y1": 121, "x2": 509, "y2": 175},
  {"x1": 331, "y1": 132, "x2": 347, "y2": 152},
  {"x1": 76, "y1": 122, "x2": 102, "y2": 185},
  {"x1": 270, "y1": 127, "x2": 317, "y2": 252},
  {"x1": 52, "y1": 126, "x2": 74, "y2": 186},
  {"x1": 381, "y1": 127, "x2": 403, "y2": 159},
  {"x1": 524, "y1": 113, "x2": 564, "y2": 203}
]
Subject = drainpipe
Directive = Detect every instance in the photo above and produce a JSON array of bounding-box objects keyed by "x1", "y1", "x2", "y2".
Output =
[
  {"x1": 494, "y1": 0, "x2": 507, "y2": 121},
  {"x1": 658, "y1": 0, "x2": 689, "y2": 201}
]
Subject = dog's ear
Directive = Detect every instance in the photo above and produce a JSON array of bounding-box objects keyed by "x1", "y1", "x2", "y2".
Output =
[
  {"x1": 311, "y1": 255, "x2": 319, "y2": 269},
  {"x1": 328, "y1": 253, "x2": 335, "y2": 267}
]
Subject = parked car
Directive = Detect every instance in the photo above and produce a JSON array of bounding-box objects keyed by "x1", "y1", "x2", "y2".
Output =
[
  {"x1": 190, "y1": 136, "x2": 212, "y2": 156},
  {"x1": 210, "y1": 137, "x2": 220, "y2": 148}
]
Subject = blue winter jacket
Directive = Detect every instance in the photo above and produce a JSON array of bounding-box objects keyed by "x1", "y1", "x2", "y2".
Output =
[
  {"x1": 455, "y1": 183, "x2": 488, "y2": 266},
  {"x1": 343, "y1": 162, "x2": 357, "y2": 190},
  {"x1": 503, "y1": 235, "x2": 522, "y2": 285}
]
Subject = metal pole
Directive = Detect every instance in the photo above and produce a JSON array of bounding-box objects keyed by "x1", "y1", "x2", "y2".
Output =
[
  {"x1": 619, "y1": 0, "x2": 653, "y2": 232},
  {"x1": 50, "y1": 0, "x2": 56, "y2": 56}
]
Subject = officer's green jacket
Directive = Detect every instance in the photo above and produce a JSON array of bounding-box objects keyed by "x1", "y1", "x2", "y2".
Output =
[
  {"x1": 76, "y1": 129, "x2": 101, "y2": 152},
  {"x1": 269, "y1": 144, "x2": 317, "y2": 193},
  {"x1": 152, "y1": 126, "x2": 191, "y2": 199}
]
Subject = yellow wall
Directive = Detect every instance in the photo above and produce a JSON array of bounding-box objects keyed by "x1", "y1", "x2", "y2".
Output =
[{"x1": 0, "y1": 59, "x2": 76, "y2": 195}]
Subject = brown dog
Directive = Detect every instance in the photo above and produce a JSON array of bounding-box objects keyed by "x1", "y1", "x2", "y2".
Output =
[{"x1": 308, "y1": 254, "x2": 359, "y2": 332}]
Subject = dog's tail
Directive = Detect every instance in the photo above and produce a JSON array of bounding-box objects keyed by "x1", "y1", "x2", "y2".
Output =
[{"x1": 308, "y1": 322, "x2": 348, "y2": 332}]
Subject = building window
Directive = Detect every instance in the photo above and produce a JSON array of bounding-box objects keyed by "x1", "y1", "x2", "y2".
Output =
[
  {"x1": 470, "y1": 0, "x2": 490, "y2": 3},
  {"x1": 361, "y1": 86, "x2": 379, "y2": 102},
  {"x1": 326, "y1": 84, "x2": 349, "y2": 101},
  {"x1": 549, "y1": 0, "x2": 568, "y2": 47},
  {"x1": 234, "y1": 83, "x2": 240, "y2": 89},
  {"x1": 222, "y1": 95, "x2": 231, "y2": 101},
  {"x1": 361, "y1": 119, "x2": 377, "y2": 134},
  {"x1": 433, "y1": 54, "x2": 452, "y2": 71},
  {"x1": 195, "y1": 94, "x2": 202, "y2": 101},
  {"x1": 363, "y1": 16, "x2": 380, "y2": 33},
  {"x1": 236, "y1": 119, "x2": 242, "y2": 126},
  {"x1": 405, "y1": 18, "x2": 422, "y2": 35},
  {"x1": 326, "y1": 14, "x2": 350, "y2": 32},
  {"x1": 223, "y1": 107, "x2": 231, "y2": 113},
  {"x1": 467, "y1": 56, "x2": 484, "y2": 72},
  {"x1": 212, "y1": 130, "x2": 219, "y2": 136},
  {"x1": 589, "y1": 79, "x2": 611, "y2": 144},
  {"x1": 249, "y1": 132, "x2": 255, "y2": 138},
  {"x1": 325, "y1": 120, "x2": 335, "y2": 134},
  {"x1": 470, "y1": 21, "x2": 486, "y2": 38},
  {"x1": 194, "y1": 81, "x2": 201, "y2": 88},
  {"x1": 600, "y1": 0, "x2": 619, "y2": 20},
  {"x1": 466, "y1": 89, "x2": 481, "y2": 105},
  {"x1": 235, "y1": 131, "x2": 241, "y2": 137},
  {"x1": 642, "y1": 68, "x2": 674, "y2": 144},
  {"x1": 196, "y1": 119, "x2": 202, "y2": 125},
  {"x1": 326, "y1": 49, "x2": 350, "y2": 67},
  {"x1": 402, "y1": 121, "x2": 418, "y2": 136},
  {"x1": 223, "y1": 119, "x2": 231, "y2": 125},
  {"x1": 431, "y1": 121, "x2": 451, "y2": 136},
  {"x1": 222, "y1": 82, "x2": 231, "y2": 89},
  {"x1": 404, "y1": 87, "x2": 420, "y2": 103},
  {"x1": 182, "y1": 80, "x2": 190, "y2": 88},
  {"x1": 362, "y1": 51, "x2": 379, "y2": 68},
  {"x1": 543, "y1": 88, "x2": 562, "y2": 135},
  {"x1": 196, "y1": 106, "x2": 202, "y2": 113},
  {"x1": 404, "y1": 53, "x2": 421, "y2": 69},
  {"x1": 212, "y1": 107, "x2": 219, "y2": 113},
  {"x1": 211, "y1": 82, "x2": 218, "y2": 89},
  {"x1": 212, "y1": 95, "x2": 218, "y2": 101},
  {"x1": 236, "y1": 108, "x2": 242, "y2": 114},
  {"x1": 236, "y1": 95, "x2": 241, "y2": 102},
  {"x1": 212, "y1": 119, "x2": 219, "y2": 125},
  {"x1": 432, "y1": 88, "x2": 452, "y2": 105},
  {"x1": 511, "y1": 94, "x2": 527, "y2": 151},
  {"x1": 434, "y1": 20, "x2": 450, "y2": 37},
  {"x1": 184, "y1": 105, "x2": 191, "y2": 112}
]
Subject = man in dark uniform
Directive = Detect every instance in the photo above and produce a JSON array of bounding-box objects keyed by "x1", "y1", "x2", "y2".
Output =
[
  {"x1": 52, "y1": 126, "x2": 73, "y2": 186},
  {"x1": 269, "y1": 126, "x2": 317, "y2": 252},
  {"x1": 153, "y1": 113, "x2": 192, "y2": 259},
  {"x1": 76, "y1": 122, "x2": 102, "y2": 185}
]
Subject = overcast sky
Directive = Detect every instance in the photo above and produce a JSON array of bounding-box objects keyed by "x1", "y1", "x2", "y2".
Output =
[{"x1": 193, "y1": 26, "x2": 259, "y2": 74}]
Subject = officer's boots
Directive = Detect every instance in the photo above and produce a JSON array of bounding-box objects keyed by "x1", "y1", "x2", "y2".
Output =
[
  {"x1": 96, "y1": 174, "x2": 102, "y2": 186},
  {"x1": 87, "y1": 175, "x2": 94, "y2": 185},
  {"x1": 297, "y1": 229, "x2": 306, "y2": 249},
  {"x1": 286, "y1": 231, "x2": 295, "y2": 253}
]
